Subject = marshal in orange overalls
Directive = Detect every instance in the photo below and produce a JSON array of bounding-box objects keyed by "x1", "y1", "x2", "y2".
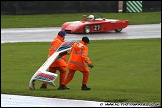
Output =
[
  {"x1": 61, "y1": 38, "x2": 93, "y2": 89},
  {"x1": 41, "y1": 31, "x2": 67, "y2": 89}
]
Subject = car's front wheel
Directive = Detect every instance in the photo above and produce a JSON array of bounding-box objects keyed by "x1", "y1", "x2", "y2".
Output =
[
  {"x1": 84, "y1": 25, "x2": 90, "y2": 34},
  {"x1": 115, "y1": 28, "x2": 122, "y2": 32}
]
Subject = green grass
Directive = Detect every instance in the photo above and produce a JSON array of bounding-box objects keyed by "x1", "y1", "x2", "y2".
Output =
[
  {"x1": 1, "y1": 12, "x2": 161, "y2": 28},
  {"x1": 1, "y1": 12, "x2": 161, "y2": 103},
  {"x1": 1, "y1": 38, "x2": 161, "y2": 102}
]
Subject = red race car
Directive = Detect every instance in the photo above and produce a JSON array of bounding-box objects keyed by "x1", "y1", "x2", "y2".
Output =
[{"x1": 61, "y1": 14, "x2": 129, "y2": 34}]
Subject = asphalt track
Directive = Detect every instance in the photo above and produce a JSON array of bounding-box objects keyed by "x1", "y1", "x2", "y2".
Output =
[
  {"x1": 1, "y1": 24, "x2": 161, "y2": 43},
  {"x1": 1, "y1": 24, "x2": 161, "y2": 107}
]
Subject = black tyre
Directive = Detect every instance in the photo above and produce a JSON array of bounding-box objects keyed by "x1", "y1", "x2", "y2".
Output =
[
  {"x1": 115, "y1": 28, "x2": 122, "y2": 32},
  {"x1": 84, "y1": 25, "x2": 90, "y2": 33}
]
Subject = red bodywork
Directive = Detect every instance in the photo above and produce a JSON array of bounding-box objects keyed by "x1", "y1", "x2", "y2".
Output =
[{"x1": 61, "y1": 18, "x2": 129, "y2": 34}]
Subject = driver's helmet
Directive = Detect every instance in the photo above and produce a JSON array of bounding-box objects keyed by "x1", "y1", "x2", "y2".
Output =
[{"x1": 88, "y1": 15, "x2": 94, "y2": 21}]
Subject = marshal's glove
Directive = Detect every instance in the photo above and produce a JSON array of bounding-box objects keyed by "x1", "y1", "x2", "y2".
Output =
[{"x1": 88, "y1": 64, "x2": 94, "y2": 68}]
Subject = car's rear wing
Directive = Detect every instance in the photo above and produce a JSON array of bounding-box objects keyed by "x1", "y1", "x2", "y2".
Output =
[{"x1": 29, "y1": 40, "x2": 78, "y2": 90}]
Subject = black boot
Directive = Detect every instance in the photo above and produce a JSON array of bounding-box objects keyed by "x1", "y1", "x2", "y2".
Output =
[
  {"x1": 57, "y1": 85, "x2": 70, "y2": 90},
  {"x1": 40, "y1": 84, "x2": 47, "y2": 89},
  {"x1": 81, "y1": 84, "x2": 91, "y2": 90}
]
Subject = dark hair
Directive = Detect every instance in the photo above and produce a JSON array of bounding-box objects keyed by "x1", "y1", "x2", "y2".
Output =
[{"x1": 82, "y1": 36, "x2": 90, "y2": 44}]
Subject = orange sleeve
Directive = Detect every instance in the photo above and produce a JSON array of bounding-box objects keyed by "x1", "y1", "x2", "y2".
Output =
[{"x1": 81, "y1": 46, "x2": 92, "y2": 65}]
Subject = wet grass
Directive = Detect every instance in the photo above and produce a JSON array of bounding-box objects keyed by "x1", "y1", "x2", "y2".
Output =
[
  {"x1": 1, "y1": 38, "x2": 161, "y2": 102},
  {"x1": 1, "y1": 12, "x2": 161, "y2": 28}
]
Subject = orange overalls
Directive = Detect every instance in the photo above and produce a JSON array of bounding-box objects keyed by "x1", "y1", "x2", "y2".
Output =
[
  {"x1": 42, "y1": 35, "x2": 67, "y2": 86},
  {"x1": 62, "y1": 40, "x2": 92, "y2": 85}
]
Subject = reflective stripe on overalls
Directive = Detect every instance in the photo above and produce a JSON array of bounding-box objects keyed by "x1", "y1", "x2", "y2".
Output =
[{"x1": 50, "y1": 38, "x2": 63, "y2": 60}]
